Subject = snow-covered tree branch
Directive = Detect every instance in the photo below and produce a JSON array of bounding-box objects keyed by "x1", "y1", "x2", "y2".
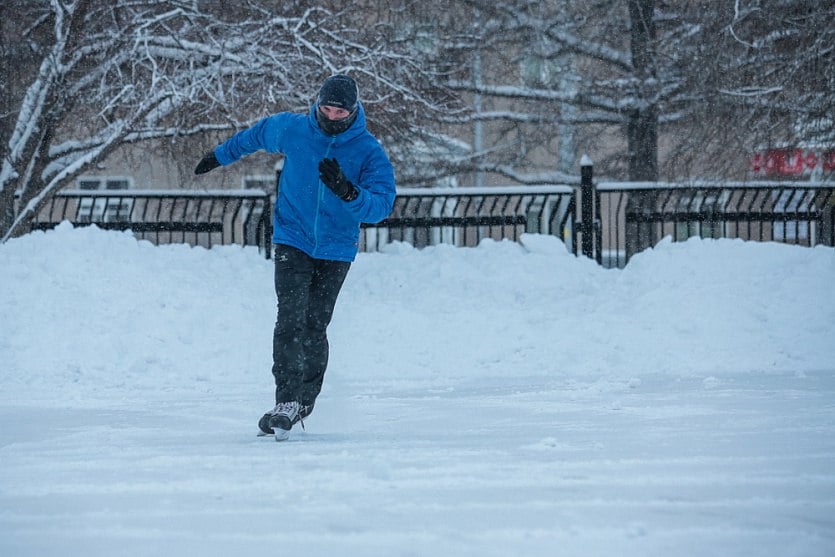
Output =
[
  {"x1": 3, "y1": 0, "x2": 831, "y2": 239},
  {"x1": 0, "y1": 0, "x2": 459, "y2": 240},
  {"x1": 422, "y1": 0, "x2": 833, "y2": 183}
]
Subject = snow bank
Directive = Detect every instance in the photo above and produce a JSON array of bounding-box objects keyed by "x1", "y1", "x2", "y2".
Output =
[{"x1": 2, "y1": 224, "x2": 833, "y2": 406}]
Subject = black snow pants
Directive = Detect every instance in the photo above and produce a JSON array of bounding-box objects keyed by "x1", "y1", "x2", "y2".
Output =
[{"x1": 272, "y1": 244, "x2": 351, "y2": 407}]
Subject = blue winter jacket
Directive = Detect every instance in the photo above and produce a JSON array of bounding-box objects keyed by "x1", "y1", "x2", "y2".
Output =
[{"x1": 213, "y1": 102, "x2": 395, "y2": 262}]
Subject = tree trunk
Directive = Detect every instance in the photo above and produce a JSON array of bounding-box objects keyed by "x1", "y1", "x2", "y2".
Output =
[
  {"x1": 0, "y1": 0, "x2": 15, "y2": 239},
  {"x1": 0, "y1": 180, "x2": 14, "y2": 238},
  {"x1": 625, "y1": 0, "x2": 660, "y2": 261}
]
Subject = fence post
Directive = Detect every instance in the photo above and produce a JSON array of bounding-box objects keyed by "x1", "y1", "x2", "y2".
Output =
[{"x1": 580, "y1": 155, "x2": 594, "y2": 259}]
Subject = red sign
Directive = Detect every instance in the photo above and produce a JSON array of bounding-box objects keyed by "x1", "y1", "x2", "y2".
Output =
[{"x1": 751, "y1": 148, "x2": 835, "y2": 176}]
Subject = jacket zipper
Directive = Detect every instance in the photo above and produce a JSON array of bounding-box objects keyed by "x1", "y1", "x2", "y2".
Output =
[{"x1": 312, "y1": 137, "x2": 336, "y2": 257}]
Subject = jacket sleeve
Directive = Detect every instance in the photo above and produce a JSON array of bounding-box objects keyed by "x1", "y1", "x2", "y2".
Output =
[
  {"x1": 213, "y1": 114, "x2": 287, "y2": 166},
  {"x1": 346, "y1": 143, "x2": 396, "y2": 224}
]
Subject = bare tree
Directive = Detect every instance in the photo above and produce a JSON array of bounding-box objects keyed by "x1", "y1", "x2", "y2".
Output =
[
  {"x1": 0, "y1": 0, "x2": 458, "y2": 240},
  {"x1": 5, "y1": 0, "x2": 830, "y2": 243},
  {"x1": 424, "y1": 0, "x2": 832, "y2": 183},
  {"x1": 665, "y1": 0, "x2": 835, "y2": 178},
  {"x1": 432, "y1": 0, "x2": 675, "y2": 184}
]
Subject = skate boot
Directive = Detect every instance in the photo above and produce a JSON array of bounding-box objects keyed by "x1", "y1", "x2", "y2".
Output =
[
  {"x1": 268, "y1": 401, "x2": 300, "y2": 440},
  {"x1": 257, "y1": 402, "x2": 313, "y2": 439}
]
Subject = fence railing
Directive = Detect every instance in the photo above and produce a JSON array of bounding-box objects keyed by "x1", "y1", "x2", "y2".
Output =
[
  {"x1": 28, "y1": 186, "x2": 577, "y2": 259},
  {"x1": 360, "y1": 186, "x2": 577, "y2": 252},
  {"x1": 593, "y1": 180, "x2": 835, "y2": 268},
  {"x1": 29, "y1": 190, "x2": 272, "y2": 255},
  {"x1": 24, "y1": 174, "x2": 835, "y2": 267}
]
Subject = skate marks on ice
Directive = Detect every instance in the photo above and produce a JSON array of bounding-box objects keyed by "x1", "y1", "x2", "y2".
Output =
[{"x1": 1, "y1": 373, "x2": 834, "y2": 557}]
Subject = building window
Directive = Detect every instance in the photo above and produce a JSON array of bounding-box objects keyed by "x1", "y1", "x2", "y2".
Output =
[
  {"x1": 76, "y1": 176, "x2": 133, "y2": 223},
  {"x1": 242, "y1": 175, "x2": 275, "y2": 191}
]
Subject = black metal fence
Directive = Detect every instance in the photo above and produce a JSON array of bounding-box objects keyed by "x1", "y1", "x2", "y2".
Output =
[
  {"x1": 27, "y1": 186, "x2": 577, "y2": 259},
  {"x1": 360, "y1": 186, "x2": 576, "y2": 252},
  {"x1": 593, "y1": 180, "x2": 835, "y2": 268},
  {"x1": 25, "y1": 176, "x2": 835, "y2": 267},
  {"x1": 30, "y1": 190, "x2": 272, "y2": 255}
]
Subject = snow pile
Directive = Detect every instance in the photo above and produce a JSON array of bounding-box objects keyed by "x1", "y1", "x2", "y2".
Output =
[{"x1": 1, "y1": 223, "x2": 833, "y2": 557}]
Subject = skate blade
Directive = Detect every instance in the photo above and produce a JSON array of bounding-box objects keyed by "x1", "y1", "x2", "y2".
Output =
[{"x1": 274, "y1": 429, "x2": 290, "y2": 442}]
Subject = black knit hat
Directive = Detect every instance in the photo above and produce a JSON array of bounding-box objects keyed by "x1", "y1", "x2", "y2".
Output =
[{"x1": 317, "y1": 75, "x2": 359, "y2": 112}]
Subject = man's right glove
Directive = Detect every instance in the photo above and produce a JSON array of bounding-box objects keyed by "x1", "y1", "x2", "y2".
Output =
[
  {"x1": 194, "y1": 151, "x2": 221, "y2": 175},
  {"x1": 318, "y1": 158, "x2": 358, "y2": 201}
]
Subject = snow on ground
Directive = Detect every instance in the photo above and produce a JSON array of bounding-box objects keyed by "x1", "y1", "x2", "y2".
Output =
[{"x1": 1, "y1": 222, "x2": 834, "y2": 557}]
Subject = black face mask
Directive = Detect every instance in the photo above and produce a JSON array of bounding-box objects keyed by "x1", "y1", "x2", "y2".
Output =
[{"x1": 316, "y1": 107, "x2": 357, "y2": 136}]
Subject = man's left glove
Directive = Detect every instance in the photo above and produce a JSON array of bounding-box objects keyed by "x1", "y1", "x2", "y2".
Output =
[
  {"x1": 318, "y1": 158, "x2": 358, "y2": 202},
  {"x1": 194, "y1": 151, "x2": 221, "y2": 175}
]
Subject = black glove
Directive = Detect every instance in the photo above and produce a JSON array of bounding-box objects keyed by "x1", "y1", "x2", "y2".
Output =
[
  {"x1": 194, "y1": 151, "x2": 221, "y2": 175},
  {"x1": 318, "y1": 158, "x2": 358, "y2": 202}
]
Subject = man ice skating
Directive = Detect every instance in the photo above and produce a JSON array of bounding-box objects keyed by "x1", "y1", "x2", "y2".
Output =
[{"x1": 194, "y1": 75, "x2": 396, "y2": 440}]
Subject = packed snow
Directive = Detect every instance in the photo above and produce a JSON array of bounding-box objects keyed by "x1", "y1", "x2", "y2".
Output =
[{"x1": 1, "y1": 222, "x2": 834, "y2": 557}]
